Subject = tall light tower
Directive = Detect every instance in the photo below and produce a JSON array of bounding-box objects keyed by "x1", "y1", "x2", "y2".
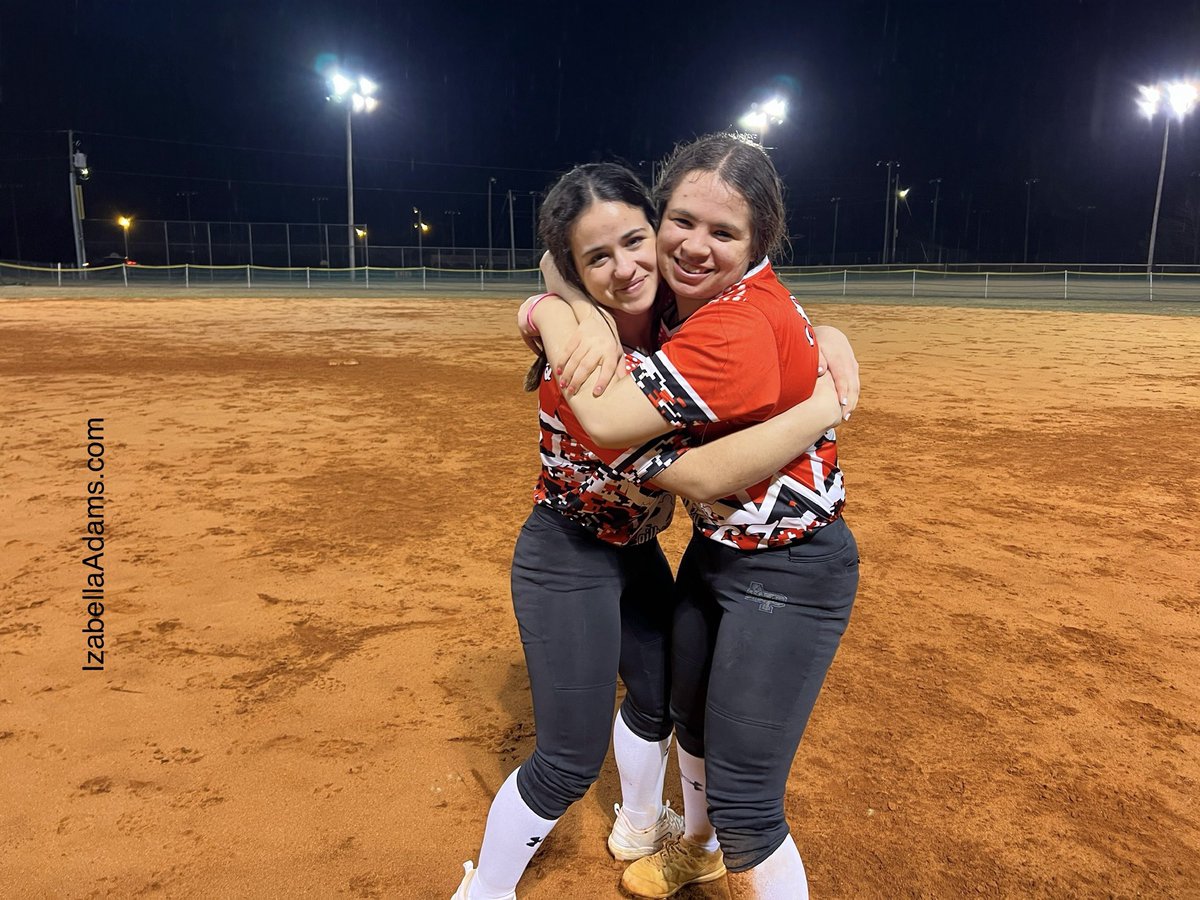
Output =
[
  {"x1": 326, "y1": 70, "x2": 378, "y2": 271},
  {"x1": 1137, "y1": 80, "x2": 1199, "y2": 274}
]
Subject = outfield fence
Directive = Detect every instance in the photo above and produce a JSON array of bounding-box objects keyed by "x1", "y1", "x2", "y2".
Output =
[{"x1": 1, "y1": 260, "x2": 1197, "y2": 303}]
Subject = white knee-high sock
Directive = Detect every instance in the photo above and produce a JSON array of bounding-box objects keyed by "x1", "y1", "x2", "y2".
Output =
[
  {"x1": 613, "y1": 713, "x2": 670, "y2": 830},
  {"x1": 745, "y1": 834, "x2": 809, "y2": 899},
  {"x1": 472, "y1": 768, "x2": 559, "y2": 899},
  {"x1": 676, "y1": 746, "x2": 719, "y2": 851}
]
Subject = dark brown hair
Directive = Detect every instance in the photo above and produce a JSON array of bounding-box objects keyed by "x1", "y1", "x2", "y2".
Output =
[
  {"x1": 524, "y1": 163, "x2": 656, "y2": 391},
  {"x1": 654, "y1": 133, "x2": 787, "y2": 265}
]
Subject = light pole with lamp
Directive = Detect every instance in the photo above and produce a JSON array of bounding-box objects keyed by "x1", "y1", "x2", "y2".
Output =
[
  {"x1": 117, "y1": 215, "x2": 132, "y2": 260},
  {"x1": 355, "y1": 228, "x2": 369, "y2": 268},
  {"x1": 891, "y1": 187, "x2": 910, "y2": 264},
  {"x1": 413, "y1": 208, "x2": 429, "y2": 264},
  {"x1": 326, "y1": 70, "x2": 378, "y2": 272},
  {"x1": 1137, "y1": 80, "x2": 1199, "y2": 276}
]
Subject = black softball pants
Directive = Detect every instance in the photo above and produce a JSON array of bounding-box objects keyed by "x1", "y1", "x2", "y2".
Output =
[
  {"x1": 511, "y1": 504, "x2": 676, "y2": 820},
  {"x1": 670, "y1": 517, "x2": 860, "y2": 872}
]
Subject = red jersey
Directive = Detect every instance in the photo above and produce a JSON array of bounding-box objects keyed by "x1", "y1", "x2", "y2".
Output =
[
  {"x1": 534, "y1": 348, "x2": 693, "y2": 546},
  {"x1": 631, "y1": 259, "x2": 845, "y2": 550}
]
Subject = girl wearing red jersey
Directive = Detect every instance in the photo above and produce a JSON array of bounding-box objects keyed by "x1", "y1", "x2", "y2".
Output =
[
  {"x1": 527, "y1": 135, "x2": 860, "y2": 899},
  {"x1": 453, "y1": 164, "x2": 848, "y2": 900}
]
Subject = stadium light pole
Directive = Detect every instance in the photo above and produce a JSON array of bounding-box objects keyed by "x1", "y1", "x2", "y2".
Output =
[
  {"x1": 443, "y1": 210, "x2": 460, "y2": 251},
  {"x1": 1023, "y1": 178, "x2": 1039, "y2": 264},
  {"x1": 877, "y1": 161, "x2": 898, "y2": 264},
  {"x1": 326, "y1": 70, "x2": 378, "y2": 272},
  {"x1": 117, "y1": 215, "x2": 132, "y2": 260},
  {"x1": 1138, "y1": 81, "x2": 1199, "y2": 274},
  {"x1": 413, "y1": 208, "x2": 429, "y2": 263}
]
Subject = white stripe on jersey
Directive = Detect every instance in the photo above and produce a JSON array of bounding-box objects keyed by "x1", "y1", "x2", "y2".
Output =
[{"x1": 654, "y1": 351, "x2": 718, "y2": 423}]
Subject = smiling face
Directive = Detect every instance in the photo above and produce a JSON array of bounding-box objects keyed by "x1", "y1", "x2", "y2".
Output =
[
  {"x1": 657, "y1": 170, "x2": 755, "y2": 304},
  {"x1": 569, "y1": 200, "x2": 659, "y2": 318}
]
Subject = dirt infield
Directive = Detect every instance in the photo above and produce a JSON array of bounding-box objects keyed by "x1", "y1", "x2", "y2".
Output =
[{"x1": 2, "y1": 294, "x2": 1197, "y2": 898}]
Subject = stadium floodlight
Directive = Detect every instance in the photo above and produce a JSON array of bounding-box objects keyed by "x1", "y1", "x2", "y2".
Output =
[
  {"x1": 117, "y1": 215, "x2": 132, "y2": 260},
  {"x1": 1138, "y1": 79, "x2": 1200, "y2": 275},
  {"x1": 327, "y1": 68, "x2": 379, "y2": 272},
  {"x1": 738, "y1": 95, "x2": 788, "y2": 141}
]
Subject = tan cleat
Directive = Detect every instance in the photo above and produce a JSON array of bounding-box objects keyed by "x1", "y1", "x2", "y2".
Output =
[{"x1": 620, "y1": 838, "x2": 726, "y2": 898}]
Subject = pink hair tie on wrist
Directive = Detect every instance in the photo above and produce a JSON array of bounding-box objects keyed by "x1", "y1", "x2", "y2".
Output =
[{"x1": 525, "y1": 291, "x2": 561, "y2": 334}]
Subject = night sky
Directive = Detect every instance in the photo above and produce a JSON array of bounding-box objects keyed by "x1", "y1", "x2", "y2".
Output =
[{"x1": 3, "y1": 0, "x2": 1200, "y2": 267}]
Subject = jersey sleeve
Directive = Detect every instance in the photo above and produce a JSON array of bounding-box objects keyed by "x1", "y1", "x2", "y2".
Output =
[
  {"x1": 631, "y1": 301, "x2": 781, "y2": 427},
  {"x1": 552, "y1": 383, "x2": 695, "y2": 485}
]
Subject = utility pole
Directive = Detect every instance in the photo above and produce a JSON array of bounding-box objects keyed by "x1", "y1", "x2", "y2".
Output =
[
  {"x1": 929, "y1": 178, "x2": 943, "y2": 261},
  {"x1": 487, "y1": 177, "x2": 497, "y2": 268},
  {"x1": 1079, "y1": 205, "x2": 1096, "y2": 261},
  {"x1": 529, "y1": 191, "x2": 541, "y2": 254},
  {"x1": 507, "y1": 189, "x2": 516, "y2": 269},
  {"x1": 444, "y1": 210, "x2": 460, "y2": 251},
  {"x1": 876, "y1": 160, "x2": 898, "y2": 264},
  {"x1": 1023, "y1": 178, "x2": 1039, "y2": 264},
  {"x1": 313, "y1": 196, "x2": 330, "y2": 265},
  {"x1": 830, "y1": 197, "x2": 841, "y2": 266}
]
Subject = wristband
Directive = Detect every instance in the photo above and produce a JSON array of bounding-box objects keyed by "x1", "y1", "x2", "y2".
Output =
[{"x1": 524, "y1": 291, "x2": 561, "y2": 334}]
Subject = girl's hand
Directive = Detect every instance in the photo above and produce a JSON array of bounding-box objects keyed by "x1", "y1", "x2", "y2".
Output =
[
  {"x1": 810, "y1": 371, "x2": 845, "y2": 431},
  {"x1": 559, "y1": 304, "x2": 624, "y2": 396},
  {"x1": 813, "y1": 325, "x2": 860, "y2": 421}
]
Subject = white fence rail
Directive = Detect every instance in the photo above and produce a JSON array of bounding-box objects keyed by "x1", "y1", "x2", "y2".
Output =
[{"x1": 2, "y1": 261, "x2": 1197, "y2": 303}]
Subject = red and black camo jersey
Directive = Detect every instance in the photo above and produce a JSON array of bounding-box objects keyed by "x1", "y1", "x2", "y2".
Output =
[
  {"x1": 631, "y1": 259, "x2": 845, "y2": 550},
  {"x1": 534, "y1": 348, "x2": 694, "y2": 546}
]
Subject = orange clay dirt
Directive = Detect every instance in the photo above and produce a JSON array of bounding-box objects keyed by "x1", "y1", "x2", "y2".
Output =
[{"x1": 1, "y1": 292, "x2": 1197, "y2": 899}]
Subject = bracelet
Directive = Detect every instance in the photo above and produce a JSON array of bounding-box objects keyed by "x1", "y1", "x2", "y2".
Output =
[{"x1": 525, "y1": 291, "x2": 561, "y2": 334}]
